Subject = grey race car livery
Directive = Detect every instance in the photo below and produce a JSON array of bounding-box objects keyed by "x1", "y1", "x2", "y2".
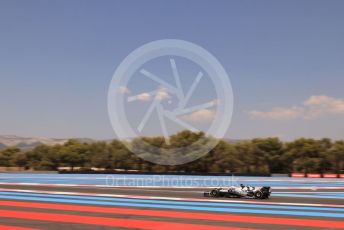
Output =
[{"x1": 204, "y1": 184, "x2": 271, "y2": 199}]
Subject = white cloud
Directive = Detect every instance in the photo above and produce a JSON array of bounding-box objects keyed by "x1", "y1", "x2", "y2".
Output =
[
  {"x1": 118, "y1": 86, "x2": 130, "y2": 94},
  {"x1": 249, "y1": 95, "x2": 344, "y2": 120},
  {"x1": 303, "y1": 95, "x2": 344, "y2": 119},
  {"x1": 137, "y1": 93, "x2": 152, "y2": 101},
  {"x1": 182, "y1": 109, "x2": 216, "y2": 123},
  {"x1": 250, "y1": 106, "x2": 304, "y2": 120},
  {"x1": 129, "y1": 87, "x2": 171, "y2": 102},
  {"x1": 155, "y1": 87, "x2": 170, "y2": 101}
]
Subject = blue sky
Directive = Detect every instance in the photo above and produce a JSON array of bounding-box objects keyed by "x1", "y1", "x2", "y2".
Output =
[{"x1": 0, "y1": 0, "x2": 344, "y2": 140}]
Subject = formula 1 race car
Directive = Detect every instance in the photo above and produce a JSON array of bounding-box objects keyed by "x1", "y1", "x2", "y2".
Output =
[{"x1": 204, "y1": 184, "x2": 271, "y2": 199}]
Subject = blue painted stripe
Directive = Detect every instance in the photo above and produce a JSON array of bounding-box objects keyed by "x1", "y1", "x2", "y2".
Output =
[
  {"x1": 274, "y1": 192, "x2": 344, "y2": 198},
  {"x1": 1, "y1": 173, "x2": 344, "y2": 187},
  {"x1": 316, "y1": 194, "x2": 344, "y2": 198},
  {"x1": 2, "y1": 179, "x2": 344, "y2": 187},
  {"x1": 0, "y1": 194, "x2": 343, "y2": 218},
  {"x1": 0, "y1": 191, "x2": 343, "y2": 212},
  {"x1": 273, "y1": 193, "x2": 344, "y2": 199},
  {"x1": 0, "y1": 192, "x2": 344, "y2": 218}
]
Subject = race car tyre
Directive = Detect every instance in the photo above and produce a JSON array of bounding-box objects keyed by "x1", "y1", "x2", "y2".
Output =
[
  {"x1": 210, "y1": 189, "x2": 219, "y2": 197},
  {"x1": 254, "y1": 191, "x2": 263, "y2": 199}
]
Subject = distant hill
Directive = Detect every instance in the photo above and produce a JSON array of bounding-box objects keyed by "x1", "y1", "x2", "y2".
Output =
[
  {"x1": 224, "y1": 138, "x2": 245, "y2": 144},
  {"x1": 0, "y1": 143, "x2": 6, "y2": 150},
  {"x1": 0, "y1": 135, "x2": 94, "y2": 150},
  {"x1": 0, "y1": 135, "x2": 242, "y2": 150}
]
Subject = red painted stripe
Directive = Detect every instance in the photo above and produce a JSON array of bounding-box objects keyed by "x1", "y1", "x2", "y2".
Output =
[
  {"x1": 0, "y1": 225, "x2": 38, "y2": 230},
  {"x1": 0, "y1": 209, "x2": 255, "y2": 230},
  {"x1": 307, "y1": 173, "x2": 322, "y2": 178},
  {"x1": 291, "y1": 173, "x2": 305, "y2": 177},
  {"x1": 0, "y1": 201, "x2": 343, "y2": 229},
  {"x1": 323, "y1": 174, "x2": 338, "y2": 178}
]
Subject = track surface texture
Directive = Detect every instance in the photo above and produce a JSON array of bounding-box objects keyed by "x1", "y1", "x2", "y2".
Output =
[{"x1": 0, "y1": 174, "x2": 343, "y2": 230}]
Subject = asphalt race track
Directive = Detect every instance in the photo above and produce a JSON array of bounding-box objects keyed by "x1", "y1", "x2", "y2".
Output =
[{"x1": 0, "y1": 175, "x2": 343, "y2": 229}]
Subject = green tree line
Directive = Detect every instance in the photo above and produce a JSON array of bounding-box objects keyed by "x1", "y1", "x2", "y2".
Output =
[{"x1": 0, "y1": 131, "x2": 343, "y2": 174}]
